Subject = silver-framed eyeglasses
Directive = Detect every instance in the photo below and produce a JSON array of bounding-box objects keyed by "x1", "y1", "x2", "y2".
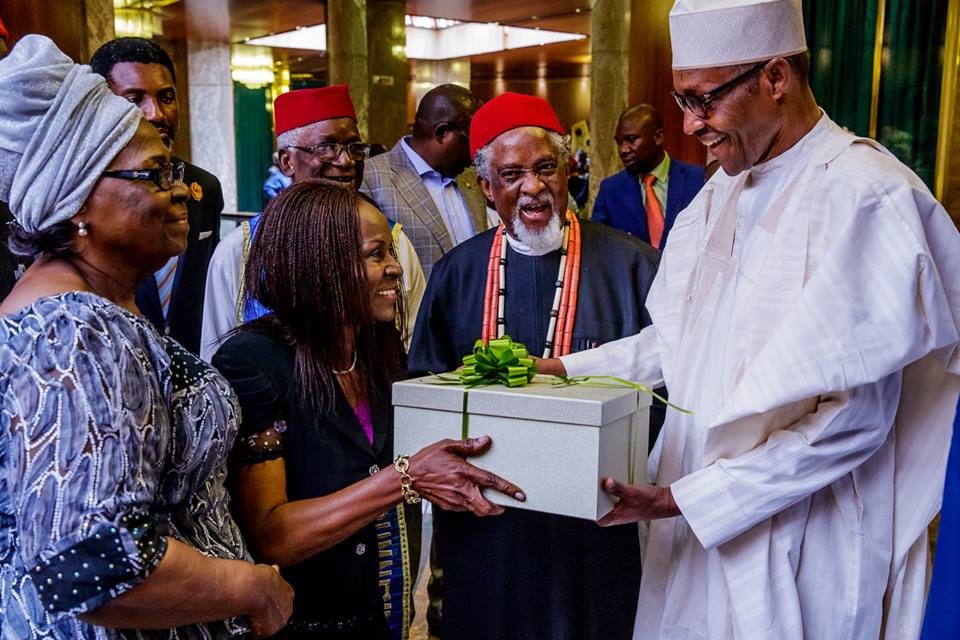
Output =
[
  {"x1": 102, "y1": 160, "x2": 185, "y2": 191},
  {"x1": 671, "y1": 60, "x2": 769, "y2": 119},
  {"x1": 288, "y1": 142, "x2": 372, "y2": 162}
]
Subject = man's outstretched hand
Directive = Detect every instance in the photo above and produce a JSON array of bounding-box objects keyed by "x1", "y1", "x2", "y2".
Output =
[{"x1": 597, "y1": 478, "x2": 681, "y2": 527}]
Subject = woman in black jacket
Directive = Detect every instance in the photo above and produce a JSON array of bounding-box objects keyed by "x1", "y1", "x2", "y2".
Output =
[{"x1": 213, "y1": 181, "x2": 523, "y2": 639}]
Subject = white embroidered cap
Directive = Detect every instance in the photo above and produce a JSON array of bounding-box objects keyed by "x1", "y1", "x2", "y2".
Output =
[{"x1": 669, "y1": 0, "x2": 807, "y2": 70}]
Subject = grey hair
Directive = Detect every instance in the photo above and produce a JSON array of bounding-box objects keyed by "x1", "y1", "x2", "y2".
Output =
[
  {"x1": 276, "y1": 127, "x2": 305, "y2": 149},
  {"x1": 474, "y1": 130, "x2": 571, "y2": 182}
]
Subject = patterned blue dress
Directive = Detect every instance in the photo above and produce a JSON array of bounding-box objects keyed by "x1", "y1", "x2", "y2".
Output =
[{"x1": 0, "y1": 292, "x2": 251, "y2": 639}]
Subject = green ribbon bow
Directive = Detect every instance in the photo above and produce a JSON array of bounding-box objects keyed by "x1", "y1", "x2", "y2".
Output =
[
  {"x1": 428, "y1": 336, "x2": 537, "y2": 438},
  {"x1": 459, "y1": 336, "x2": 537, "y2": 387}
]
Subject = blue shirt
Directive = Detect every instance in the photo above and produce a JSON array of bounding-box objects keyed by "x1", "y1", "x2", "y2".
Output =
[{"x1": 399, "y1": 136, "x2": 475, "y2": 245}]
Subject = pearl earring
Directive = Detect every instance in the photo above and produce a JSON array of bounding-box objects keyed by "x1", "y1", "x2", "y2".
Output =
[{"x1": 77, "y1": 221, "x2": 88, "y2": 237}]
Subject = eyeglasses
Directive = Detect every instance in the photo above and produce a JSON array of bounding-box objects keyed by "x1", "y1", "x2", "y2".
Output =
[
  {"x1": 671, "y1": 60, "x2": 769, "y2": 119},
  {"x1": 102, "y1": 160, "x2": 185, "y2": 191},
  {"x1": 496, "y1": 162, "x2": 560, "y2": 185},
  {"x1": 287, "y1": 142, "x2": 371, "y2": 162}
]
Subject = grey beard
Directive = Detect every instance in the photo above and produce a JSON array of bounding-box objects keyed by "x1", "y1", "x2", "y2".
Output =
[{"x1": 510, "y1": 211, "x2": 564, "y2": 256}]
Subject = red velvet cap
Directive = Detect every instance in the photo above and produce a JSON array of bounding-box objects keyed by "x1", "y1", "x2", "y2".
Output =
[
  {"x1": 469, "y1": 92, "x2": 565, "y2": 158},
  {"x1": 274, "y1": 84, "x2": 357, "y2": 136},
  {"x1": 0, "y1": 18, "x2": 8, "y2": 43}
]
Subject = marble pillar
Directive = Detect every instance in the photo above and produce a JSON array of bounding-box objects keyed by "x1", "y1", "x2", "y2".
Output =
[
  {"x1": 588, "y1": 0, "x2": 631, "y2": 217},
  {"x1": 936, "y1": 0, "x2": 960, "y2": 222},
  {"x1": 367, "y1": 0, "x2": 408, "y2": 147},
  {"x1": 409, "y1": 59, "x2": 472, "y2": 120},
  {"x1": 169, "y1": 40, "x2": 193, "y2": 165},
  {"x1": 328, "y1": 0, "x2": 370, "y2": 139},
  {"x1": 187, "y1": 41, "x2": 238, "y2": 212},
  {"x1": 82, "y1": 0, "x2": 115, "y2": 60}
]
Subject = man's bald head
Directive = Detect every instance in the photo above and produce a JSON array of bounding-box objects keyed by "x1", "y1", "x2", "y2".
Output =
[
  {"x1": 409, "y1": 84, "x2": 480, "y2": 177},
  {"x1": 617, "y1": 104, "x2": 663, "y2": 132},
  {"x1": 413, "y1": 84, "x2": 480, "y2": 139}
]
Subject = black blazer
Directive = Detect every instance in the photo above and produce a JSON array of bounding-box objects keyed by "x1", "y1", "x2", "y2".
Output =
[
  {"x1": 0, "y1": 202, "x2": 31, "y2": 300},
  {"x1": 213, "y1": 329, "x2": 421, "y2": 632},
  {"x1": 136, "y1": 159, "x2": 222, "y2": 354}
]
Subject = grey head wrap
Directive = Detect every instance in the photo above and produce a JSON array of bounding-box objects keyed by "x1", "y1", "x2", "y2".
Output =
[{"x1": 0, "y1": 34, "x2": 142, "y2": 233}]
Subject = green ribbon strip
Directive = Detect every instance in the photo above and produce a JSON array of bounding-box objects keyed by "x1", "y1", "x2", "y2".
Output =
[
  {"x1": 550, "y1": 375, "x2": 694, "y2": 415},
  {"x1": 425, "y1": 342, "x2": 692, "y2": 439}
]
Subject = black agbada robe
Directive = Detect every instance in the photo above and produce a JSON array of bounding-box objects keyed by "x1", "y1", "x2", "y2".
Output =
[{"x1": 409, "y1": 219, "x2": 662, "y2": 640}]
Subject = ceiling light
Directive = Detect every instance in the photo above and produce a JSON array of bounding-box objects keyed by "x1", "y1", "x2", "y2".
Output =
[{"x1": 244, "y1": 17, "x2": 586, "y2": 61}]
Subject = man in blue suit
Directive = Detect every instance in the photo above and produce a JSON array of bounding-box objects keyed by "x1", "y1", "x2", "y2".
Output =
[{"x1": 592, "y1": 104, "x2": 704, "y2": 249}]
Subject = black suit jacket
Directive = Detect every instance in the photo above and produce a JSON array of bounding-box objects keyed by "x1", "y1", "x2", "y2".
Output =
[
  {"x1": 136, "y1": 159, "x2": 223, "y2": 354},
  {"x1": 0, "y1": 202, "x2": 30, "y2": 300}
]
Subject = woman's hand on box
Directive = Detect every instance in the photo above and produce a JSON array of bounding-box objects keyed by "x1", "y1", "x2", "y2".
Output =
[
  {"x1": 597, "y1": 478, "x2": 681, "y2": 526},
  {"x1": 410, "y1": 436, "x2": 526, "y2": 516}
]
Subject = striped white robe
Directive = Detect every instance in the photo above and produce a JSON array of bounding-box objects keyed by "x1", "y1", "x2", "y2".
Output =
[{"x1": 563, "y1": 115, "x2": 960, "y2": 640}]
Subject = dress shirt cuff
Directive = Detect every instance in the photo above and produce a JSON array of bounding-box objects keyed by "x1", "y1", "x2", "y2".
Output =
[
  {"x1": 671, "y1": 463, "x2": 747, "y2": 550},
  {"x1": 560, "y1": 347, "x2": 608, "y2": 377},
  {"x1": 559, "y1": 328, "x2": 663, "y2": 385}
]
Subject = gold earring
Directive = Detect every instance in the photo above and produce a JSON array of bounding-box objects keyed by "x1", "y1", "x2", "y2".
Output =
[{"x1": 77, "y1": 221, "x2": 88, "y2": 237}]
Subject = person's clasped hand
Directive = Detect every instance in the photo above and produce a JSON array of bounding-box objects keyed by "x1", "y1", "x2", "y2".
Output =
[{"x1": 246, "y1": 563, "x2": 295, "y2": 638}]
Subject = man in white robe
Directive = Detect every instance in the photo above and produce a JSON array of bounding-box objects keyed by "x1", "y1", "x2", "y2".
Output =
[
  {"x1": 199, "y1": 85, "x2": 425, "y2": 361},
  {"x1": 538, "y1": 1, "x2": 960, "y2": 638}
]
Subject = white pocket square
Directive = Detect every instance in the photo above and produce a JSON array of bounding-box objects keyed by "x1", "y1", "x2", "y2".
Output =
[{"x1": 198, "y1": 230, "x2": 213, "y2": 240}]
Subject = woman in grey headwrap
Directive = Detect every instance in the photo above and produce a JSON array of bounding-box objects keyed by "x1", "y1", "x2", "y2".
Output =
[{"x1": 0, "y1": 36, "x2": 293, "y2": 639}]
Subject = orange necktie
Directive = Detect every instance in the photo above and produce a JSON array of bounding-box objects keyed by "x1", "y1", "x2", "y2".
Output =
[{"x1": 643, "y1": 173, "x2": 665, "y2": 248}]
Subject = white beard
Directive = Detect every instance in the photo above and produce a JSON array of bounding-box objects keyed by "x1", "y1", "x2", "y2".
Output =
[{"x1": 507, "y1": 211, "x2": 564, "y2": 256}]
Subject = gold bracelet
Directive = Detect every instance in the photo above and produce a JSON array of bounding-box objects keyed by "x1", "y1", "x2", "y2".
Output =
[{"x1": 394, "y1": 455, "x2": 421, "y2": 504}]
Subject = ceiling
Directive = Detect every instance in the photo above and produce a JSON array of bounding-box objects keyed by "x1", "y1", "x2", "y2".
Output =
[{"x1": 157, "y1": 0, "x2": 591, "y2": 80}]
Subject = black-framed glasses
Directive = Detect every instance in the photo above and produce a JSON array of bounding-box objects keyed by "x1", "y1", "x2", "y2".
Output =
[
  {"x1": 288, "y1": 142, "x2": 371, "y2": 162},
  {"x1": 102, "y1": 160, "x2": 185, "y2": 191},
  {"x1": 671, "y1": 60, "x2": 769, "y2": 119}
]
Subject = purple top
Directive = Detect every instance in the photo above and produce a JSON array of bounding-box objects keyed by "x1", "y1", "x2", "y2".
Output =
[{"x1": 352, "y1": 400, "x2": 374, "y2": 445}]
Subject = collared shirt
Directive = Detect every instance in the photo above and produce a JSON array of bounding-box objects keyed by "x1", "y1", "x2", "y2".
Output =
[
  {"x1": 400, "y1": 136, "x2": 475, "y2": 246},
  {"x1": 638, "y1": 152, "x2": 671, "y2": 213}
]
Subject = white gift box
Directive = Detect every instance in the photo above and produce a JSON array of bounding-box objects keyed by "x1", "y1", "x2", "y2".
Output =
[{"x1": 392, "y1": 374, "x2": 650, "y2": 521}]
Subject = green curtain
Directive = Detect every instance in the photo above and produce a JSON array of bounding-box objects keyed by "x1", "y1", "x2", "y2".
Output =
[
  {"x1": 802, "y1": 0, "x2": 878, "y2": 136},
  {"x1": 233, "y1": 83, "x2": 274, "y2": 213},
  {"x1": 876, "y1": 0, "x2": 948, "y2": 189}
]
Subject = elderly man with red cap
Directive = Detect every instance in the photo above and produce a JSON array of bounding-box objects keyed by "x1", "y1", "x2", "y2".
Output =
[
  {"x1": 200, "y1": 85, "x2": 426, "y2": 360},
  {"x1": 408, "y1": 93, "x2": 661, "y2": 639},
  {"x1": 534, "y1": 1, "x2": 960, "y2": 638}
]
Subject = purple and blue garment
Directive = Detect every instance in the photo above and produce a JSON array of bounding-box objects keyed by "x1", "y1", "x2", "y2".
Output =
[{"x1": 0, "y1": 292, "x2": 249, "y2": 639}]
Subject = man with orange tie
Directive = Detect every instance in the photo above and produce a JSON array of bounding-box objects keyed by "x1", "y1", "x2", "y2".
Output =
[{"x1": 592, "y1": 104, "x2": 704, "y2": 249}]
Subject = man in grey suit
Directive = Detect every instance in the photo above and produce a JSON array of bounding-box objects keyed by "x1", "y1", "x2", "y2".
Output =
[{"x1": 362, "y1": 84, "x2": 488, "y2": 279}]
